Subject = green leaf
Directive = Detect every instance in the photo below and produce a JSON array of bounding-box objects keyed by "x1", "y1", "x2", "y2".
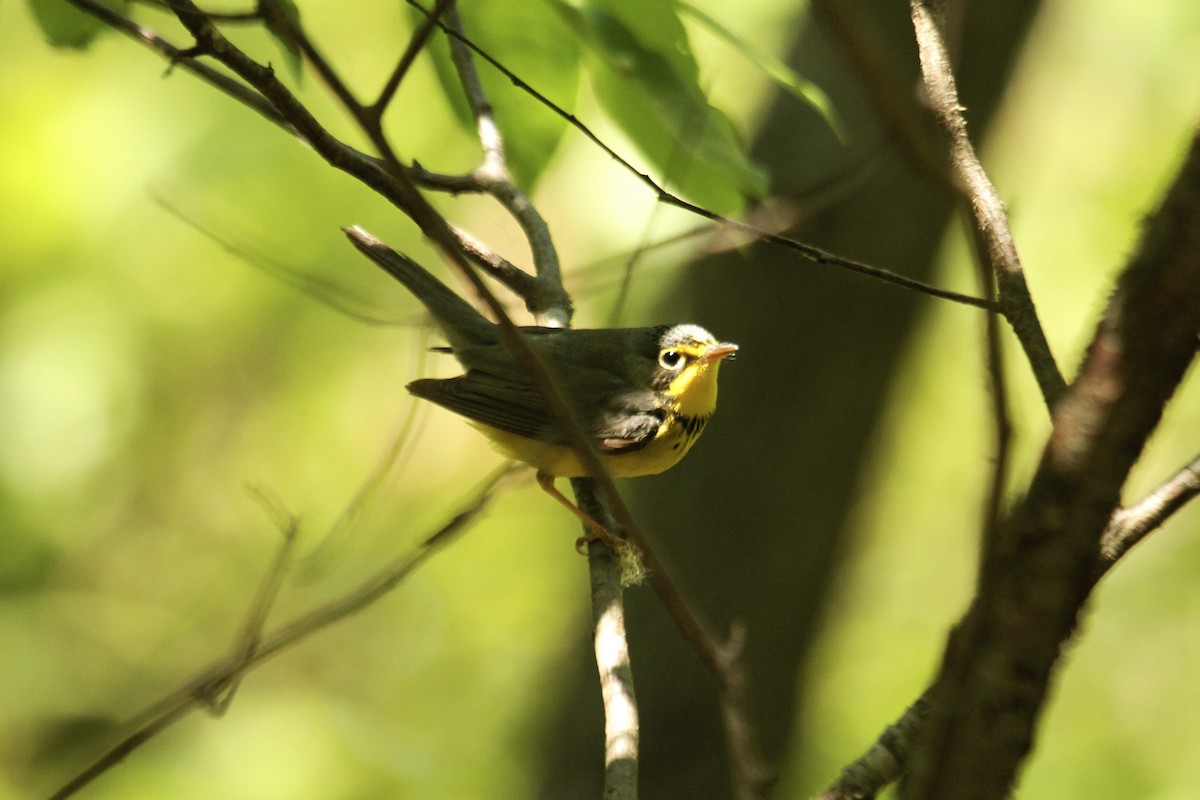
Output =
[
  {"x1": 551, "y1": 0, "x2": 768, "y2": 214},
  {"x1": 676, "y1": 0, "x2": 844, "y2": 141},
  {"x1": 28, "y1": 0, "x2": 123, "y2": 50},
  {"x1": 262, "y1": 0, "x2": 304, "y2": 82},
  {"x1": 421, "y1": 0, "x2": 581, "y2": 189}
]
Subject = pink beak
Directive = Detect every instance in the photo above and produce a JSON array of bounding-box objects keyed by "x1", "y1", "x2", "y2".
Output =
[{"x1": 700, "y1": 342, "x2": 739, "y2": 363}]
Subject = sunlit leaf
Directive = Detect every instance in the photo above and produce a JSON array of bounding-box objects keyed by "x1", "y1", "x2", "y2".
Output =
[
  {"x1": 551, "y1": 0, "x2": 768, "y2": 214},
  {"x1": 676, "y1": 0, "x2": 844, "y2": 141}
]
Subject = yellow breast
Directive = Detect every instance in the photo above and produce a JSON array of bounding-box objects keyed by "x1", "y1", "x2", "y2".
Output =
[
  {"x1": 476, "y1": 411, "x2": 708, "y2": 478},
  {"x1": 472, "y1": 351, "x2": 725, "y2": 479}
]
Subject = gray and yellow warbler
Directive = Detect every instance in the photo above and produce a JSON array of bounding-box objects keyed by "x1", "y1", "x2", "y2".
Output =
[{"x1": 349, "y1": 229, "x2": 737, "y2": 533}]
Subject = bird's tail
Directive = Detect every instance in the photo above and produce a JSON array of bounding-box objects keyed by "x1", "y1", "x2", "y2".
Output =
[{"x1": 343, "y1": 226, "x2": 494, "y2": 349}]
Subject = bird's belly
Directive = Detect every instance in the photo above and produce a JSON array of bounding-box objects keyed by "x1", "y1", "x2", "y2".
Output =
[{"x1": 474, "y1": 418, "x2": 704, "y2": 478}]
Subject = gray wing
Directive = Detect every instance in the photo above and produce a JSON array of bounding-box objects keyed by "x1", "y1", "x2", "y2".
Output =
[{"x1": 408, "y1": 370, "x2": 665, "y2": 453}]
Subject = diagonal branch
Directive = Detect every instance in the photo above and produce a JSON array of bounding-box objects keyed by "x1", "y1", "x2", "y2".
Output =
[
  {"x1": 371, "y1": 0, "x2": 456, "y2": 115},
  {"x1": 910, "y1": 0, "x2": 1067, "y2": 408},
  {"x1": 1098, "y1": 452, "x2": 1200, "y2": 570},
  {"x1": 49, "y1": 466, "x2": 514, "y2": 800},
  {"x1": 68, "y1": 0, "x2": 285, "y2": 129}
]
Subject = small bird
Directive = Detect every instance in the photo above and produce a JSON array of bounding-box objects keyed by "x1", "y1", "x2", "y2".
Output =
[{"x1": 346, "y1": 228, "x2": 737, "y2": 538}]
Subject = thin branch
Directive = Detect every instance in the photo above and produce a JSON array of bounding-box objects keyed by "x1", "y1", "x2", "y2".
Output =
[
  {"x1": 405, "y1": 0, "x2": 995, "y2": 312},
  {"x1": 204, "y1": 486, "x2": 301, "y2": 714},
  {"x1": 50, "y1": 465, "x2": 515, "y2": 800},
  {"x1": 814, "y1": 688, "x2": 933, "y2": 800},
  {"x1": 66, "y1": 0, "x2": 287, "y2": 129},
  {"x1": 443, "y1": 4, "x2": 570, "y2": 327},
  {"x1": 442, "y1": 11, "x2": 772, "y2": 790},
  {"x1": 1098, "y1": 452, "x2": 1200, "y2": 569},
  {"x1": 371, "y1": 0, "x2": 455, "y2": 116},
  {"x1": 440, "y1": 8, "x2": 636, "y2": 793},
  {"x1": 909, "y1": 0, "x2": 1066, "y2": 407},
  {"x1": 258, "y1": 0, "x2": 363, "y2": 110},
  {"x1": 968, "y1": 221, "x2": 1013, "y2": 547}
]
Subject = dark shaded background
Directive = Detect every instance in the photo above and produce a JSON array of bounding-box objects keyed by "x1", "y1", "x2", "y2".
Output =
[{"x1": 534, "y1": 2, "x2": 1043, "y2": 796}]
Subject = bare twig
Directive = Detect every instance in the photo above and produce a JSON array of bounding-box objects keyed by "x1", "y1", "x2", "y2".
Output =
[
  {"x1": 371, "y1": 0, "x2": 455, "y2": 116},
  {"x1": 909, "y1": 0, "x2": 1066, "y2": 407},
  {"x1": 66, "y1": 0, "x2": 286, "y2": 129},
  {"x1": 968, "y1": 224, "x2": 1013, "y2": 546},
  {"x1": 1099, "y1": 452, "x2": 1200, "y2": 569},
  {"x1": 439, "y1": 7, "x2": 636, "y2": 794},
  {"x1": 814, "y1": 688, "x2": 933, "y2": 800},
  {"x1": 442, "y1": 4, "x2": 570, "y2": 327},
  {"x1": 204, "y1": 486, "x2": 301, "y2": 714},
  {"x1": 50, "y1": 465, "x2": 514, "y2": 799}
]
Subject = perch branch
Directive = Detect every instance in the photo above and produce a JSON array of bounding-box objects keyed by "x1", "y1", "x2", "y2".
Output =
[
  {"x1": 575, "y1": 484, "x2": 639, "y2": 800},
  {"x1": 440, "y1": 8, "x2": 631, "y2": 794}
]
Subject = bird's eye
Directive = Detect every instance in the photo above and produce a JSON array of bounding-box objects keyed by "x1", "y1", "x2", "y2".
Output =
[{"x1": 658, "y1": 349, "x2": 685, "y2": 370}]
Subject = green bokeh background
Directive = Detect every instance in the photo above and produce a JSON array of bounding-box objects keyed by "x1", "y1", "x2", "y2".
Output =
[{"x1": 2, "y1": 1, "x2": 1199, "y2": 798}]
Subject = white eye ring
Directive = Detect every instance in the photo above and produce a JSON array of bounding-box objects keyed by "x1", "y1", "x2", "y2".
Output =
[{"x1": 658, "y1": 349, "x2": 685, "y2": 370}]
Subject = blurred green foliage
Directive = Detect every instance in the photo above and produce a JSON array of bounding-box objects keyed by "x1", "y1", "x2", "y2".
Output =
[{"x1": 1, "y1": 0, "x2": 1199, "y2": 798}]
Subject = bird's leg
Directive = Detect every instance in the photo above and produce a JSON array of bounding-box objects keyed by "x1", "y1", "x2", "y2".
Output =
[{"x1": 535, "y1": 471, "x2": 623, "y2": 553}]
